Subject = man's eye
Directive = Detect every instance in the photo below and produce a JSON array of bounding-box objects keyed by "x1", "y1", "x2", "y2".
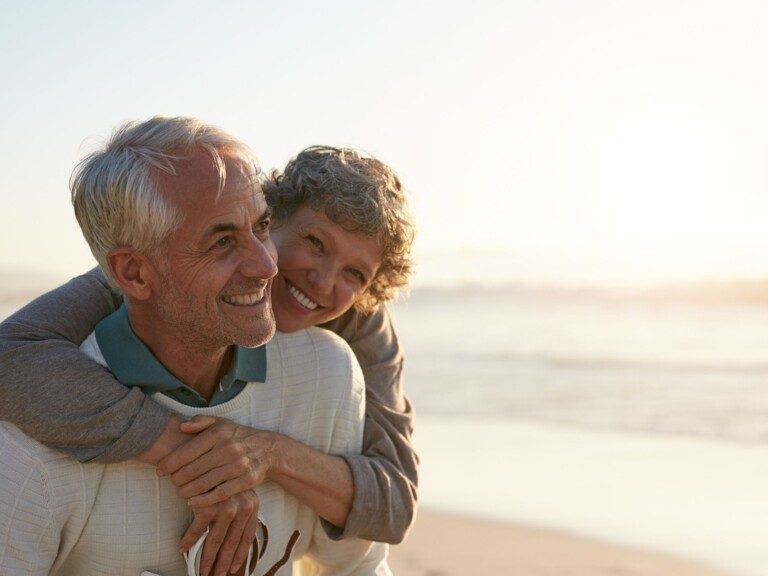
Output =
[
  {"x1": 214, "y1": 237, "x2": 232, "y2": 248},
  {"x1": 254, "y1": 219, "x2": 271, "y2": 234}
]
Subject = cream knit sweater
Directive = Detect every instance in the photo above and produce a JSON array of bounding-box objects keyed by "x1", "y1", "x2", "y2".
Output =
[{"x1": 0, "y1": 328, "x2": 389, "y2": 575}]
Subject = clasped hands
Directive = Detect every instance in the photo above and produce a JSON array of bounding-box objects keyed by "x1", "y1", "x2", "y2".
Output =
[{"x1": 156, "y1": 416, "x2": 278, "y2": 576}]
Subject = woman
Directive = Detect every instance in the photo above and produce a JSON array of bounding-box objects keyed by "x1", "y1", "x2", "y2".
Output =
[{"x1": 0, "y1": 146, "x2": 418, "y2": 559}]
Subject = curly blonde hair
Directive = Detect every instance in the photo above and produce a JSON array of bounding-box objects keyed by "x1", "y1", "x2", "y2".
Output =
[{"x1": 264, "y1": 146, "x2": 415, "y2": 312}]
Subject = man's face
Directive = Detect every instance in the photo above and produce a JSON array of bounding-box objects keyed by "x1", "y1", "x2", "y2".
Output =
[
  {"x1": 150, "y1": 150, "x2": 278, "y2": 353},
  {"x1": 269, "y1": 205, "x2": 383, "y2": 332}
]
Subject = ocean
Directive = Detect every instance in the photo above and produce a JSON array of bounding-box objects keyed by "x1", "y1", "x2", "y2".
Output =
[
  {"x1": 389, "y1": 284, "x2": 768, "y2": 576},
  {"x1": 389, "y1": 284, "x2": 768, "y2": 444}
]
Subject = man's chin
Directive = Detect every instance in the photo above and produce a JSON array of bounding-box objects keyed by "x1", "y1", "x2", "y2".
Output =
[
  {"x1": 237, "y1": 333, "x2": 275, "y2": 348},
  {"x1": 231, "y1": 318, "x2": 276, "y2": 348}
]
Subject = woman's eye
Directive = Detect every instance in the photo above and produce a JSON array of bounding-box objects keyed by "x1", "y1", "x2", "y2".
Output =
[
  {"x1": 349, "y1": 269, "x2": 366, "y2": 283},
  {"x1": 307, "y1": 235, "x2": 323, "y2": 250}
]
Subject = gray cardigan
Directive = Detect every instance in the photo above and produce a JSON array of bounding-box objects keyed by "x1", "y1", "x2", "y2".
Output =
[{"x1": 0, "y1": 268, "x2": 418, "y2": 544}]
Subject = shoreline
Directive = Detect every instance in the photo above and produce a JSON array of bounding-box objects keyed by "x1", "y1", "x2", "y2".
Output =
[
  {"x1": 387, "y1": 509, "x2": 733, "y2": 576},
  {"x1": 409, "y1": 416, "x2": 768, "y2": 576}
]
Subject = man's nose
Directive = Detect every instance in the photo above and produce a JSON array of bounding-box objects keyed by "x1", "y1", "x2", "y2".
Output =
[{"x1": 239, "y1": 235, "x2": 278, "y2": 280}]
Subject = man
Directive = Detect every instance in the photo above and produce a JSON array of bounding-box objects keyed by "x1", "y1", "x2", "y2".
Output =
[{"x1": 0, "y1": 117, "x2": 388, "y2": 575}]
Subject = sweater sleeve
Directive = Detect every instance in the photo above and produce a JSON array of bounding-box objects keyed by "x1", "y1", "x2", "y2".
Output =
[
  {"x1": 0, "y1": 424, "x2": 60, "y2": 575},
  {"x1": 0, "y1": 268, "x2": 171, "y2": 463},
  {"x1": 320, "y1": 305, "x2": 419, "y2": 544},
  {"x1": 299, "y1": 333, "x2": 392, "y2": 574}
]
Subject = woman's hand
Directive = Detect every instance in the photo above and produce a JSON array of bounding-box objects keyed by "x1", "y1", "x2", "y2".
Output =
[
  {"x1": 181, "y1": 489, "x2": 261, "y2": 576},
  {"x1": 156, "y1": 416, "x2": 279, "y2": 506},
  {"x1": 156, "y1": 414, "x2": 356, "y2": 566}
]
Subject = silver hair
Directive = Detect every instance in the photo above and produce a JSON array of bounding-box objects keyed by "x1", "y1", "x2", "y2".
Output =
[{"x1": 71, "y1": 116, "x2": 260, "y2": 289}]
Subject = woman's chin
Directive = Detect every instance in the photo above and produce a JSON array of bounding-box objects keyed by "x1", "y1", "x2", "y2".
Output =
[{"x1": 274, "y1": 308, "x2": 311, "y2": 333}]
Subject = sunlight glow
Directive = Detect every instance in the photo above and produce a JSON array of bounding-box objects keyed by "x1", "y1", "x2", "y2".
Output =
[{"x1": 3, "y1": 2, "x2": 768, "y2": 287}]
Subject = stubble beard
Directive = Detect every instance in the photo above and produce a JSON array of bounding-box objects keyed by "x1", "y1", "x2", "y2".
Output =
[{"x1": 156, "y1": 274, "x2": 276, "y2": 352}]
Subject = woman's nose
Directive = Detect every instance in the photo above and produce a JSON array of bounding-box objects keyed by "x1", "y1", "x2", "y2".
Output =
[{"x1": 308, "y1": 260, "x2": 336, "y2": 294}]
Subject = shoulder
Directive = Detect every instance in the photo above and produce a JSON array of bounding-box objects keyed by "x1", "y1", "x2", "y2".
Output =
[
  {"x1": 270, "y1": 327, "x2": 356, "y2": 363},
  {"x1": 0, "y1": 422, "x2": 86, "y2": 513},
  {"x1": 0, "y1": 421, "x2": 67, "y2": 466},
  {"x1": 268, "y1": 328, "x2": 364, "y2": 393},
  {"x1": 320, "y1": 303, "x2": 393, "y2": 341}
]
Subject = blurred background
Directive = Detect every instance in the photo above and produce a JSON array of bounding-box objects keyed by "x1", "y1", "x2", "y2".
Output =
[{"x1": 2, "y1": 2, "x2": 768, "y2": 575}]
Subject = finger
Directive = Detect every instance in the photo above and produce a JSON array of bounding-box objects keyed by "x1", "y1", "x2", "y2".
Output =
[
  {"x1": 168, "y1": 453, "x2": 224, "y2": 489},
  {"x1": 163, "y1": 421, "x2": 245, "y2": 482},
  {"x1": 179, "y1": 415, "x2": 218, "y2": 434},
  {"x1": 198, "y1": 506, "x2": 236, "y2": 576},
  {"x1": 170, "y1": 449, "x2": 246, "y2": 491},
  {"x1": 185, "y1": 474, "x2": 257, "y2": 507},
  {"x1": 179, "y1": 511, "x2": 213, "y2": 553},
  {"x1": 177, "y1": 454, "x2": 259, "y2": 500},
  {"x1": 171, "y1": 440, "x2": 256, "y2": 492},
  {"x1": 214, "y1": 500, "x2": 256, "y2": 576},
  {"x1": 230, "y1": 509, "x2": 261, "y2": 575},
  {"x1": 156, "y1": 432, "x2": 218, "y2": 477}
]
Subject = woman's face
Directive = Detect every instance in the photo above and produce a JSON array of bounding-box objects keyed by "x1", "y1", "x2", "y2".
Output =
[{"x1": 269, "y1": 205, "x2": 384, "y2": 332}]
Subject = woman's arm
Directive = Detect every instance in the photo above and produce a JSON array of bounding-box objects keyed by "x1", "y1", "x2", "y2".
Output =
[
  {"x1": 322, "y1": 304, "x2": 419, "y2": 544},
  {"x1": 0, "y1": 268, "x2": 172, "y2": 462},
  {"x1": 162, "y1": 304, "x2": 418, "y2": 544}
]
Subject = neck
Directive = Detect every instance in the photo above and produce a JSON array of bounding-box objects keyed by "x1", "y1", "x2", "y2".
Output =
[
  {"x1": 128, "y1": 310, "x2": 233, "y2": 402},
  {"x1": 167, "y1": 346, "x2": 233, "y2": 402}
]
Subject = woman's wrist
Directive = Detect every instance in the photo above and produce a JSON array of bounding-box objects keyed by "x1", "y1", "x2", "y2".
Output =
[
  {"x1": 264, "y1": 431, "x2": 297, "y2": 481},
  {"x1": 262, "y1": 432, "x2": 354, "y2": 528}
]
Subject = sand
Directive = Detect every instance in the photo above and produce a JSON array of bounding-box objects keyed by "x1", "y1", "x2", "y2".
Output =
[
  {"x1": 386, "y1": 509, "x2": 733, "y2": 576},
  {"x1": 408, "y1": 416, "x2": 768, "y2": 576}
]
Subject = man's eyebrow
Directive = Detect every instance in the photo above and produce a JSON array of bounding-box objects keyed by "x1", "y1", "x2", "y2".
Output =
[
  {"x1": 208, "y1": 208, "x2": 273, "y2": 236},
  {"x1": 209, "y1": 222, "x2": 237, "y2": 236}
]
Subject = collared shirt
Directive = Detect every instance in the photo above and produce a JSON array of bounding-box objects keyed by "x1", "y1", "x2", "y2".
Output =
[{"x1": 94, "y1": 305, "x2": 267, "y2": 407}]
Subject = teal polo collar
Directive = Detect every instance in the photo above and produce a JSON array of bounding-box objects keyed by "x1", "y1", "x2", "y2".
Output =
[{"x1": 94, "y1": 305, "x2": 267, "y2": 407}]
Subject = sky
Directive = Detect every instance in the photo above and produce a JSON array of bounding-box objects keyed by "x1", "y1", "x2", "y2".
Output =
[{"x1": 2, "y1": 0, "x2": 768, "y2": 288}]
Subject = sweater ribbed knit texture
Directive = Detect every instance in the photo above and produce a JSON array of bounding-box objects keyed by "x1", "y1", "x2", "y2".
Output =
[{"x1": 0, "y1": 328, "x2": 389, "y2": 575}]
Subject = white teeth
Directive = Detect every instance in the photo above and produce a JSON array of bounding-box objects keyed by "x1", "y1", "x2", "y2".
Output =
[
  {"x1": 288, "y1": 283, "x2": 318, "y2": 310},
  {"x1": 222, "y1": 292, "x2": 263, "y2": 306}
]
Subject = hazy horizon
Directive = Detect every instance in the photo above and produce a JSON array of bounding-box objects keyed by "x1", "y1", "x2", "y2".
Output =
[
  {"x1": 4, "y1": 2, "x2": 768, "y2": 288},
  {"x1": 4, "y1": 259, "x2": 768, "y2": 311}
]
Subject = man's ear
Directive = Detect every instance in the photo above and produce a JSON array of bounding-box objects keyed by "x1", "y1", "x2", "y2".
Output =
[{"x1": 106, "y1": 248, "x2": 158, "y2": 300}]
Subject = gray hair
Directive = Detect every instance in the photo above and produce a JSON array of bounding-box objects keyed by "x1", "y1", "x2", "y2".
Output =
[
  {"x1": 71, "y1": 116, "x2": 260, "y2": 289},
  {"x1": 264, "y1": 146, "x2": 415, "y2": 312}
]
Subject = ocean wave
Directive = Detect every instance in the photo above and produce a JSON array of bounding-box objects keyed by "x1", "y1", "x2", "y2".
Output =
[
  {"x1": 418, "y1": 348, "x2": 768, "y2": 374},
  {"x1": 403, "y1": 278, "x2": 768, "y2": 307}
]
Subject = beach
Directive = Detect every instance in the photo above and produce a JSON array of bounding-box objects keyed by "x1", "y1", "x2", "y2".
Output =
[
  {"x1": 4, "y1": 283, "x2": 768, "y2": 576},
  {"x1": 387, "y1": 416, "x2": 768, "y2": 576},
  {"x1": 387, "y1": 509, "x2": 731, "y2": 576},
  {"x1": 384, "y1": 285, "x2": 768, "y2": 576}
]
